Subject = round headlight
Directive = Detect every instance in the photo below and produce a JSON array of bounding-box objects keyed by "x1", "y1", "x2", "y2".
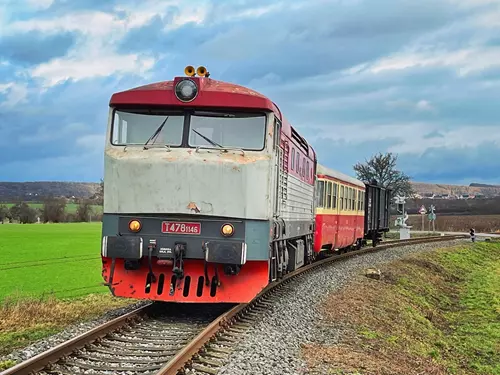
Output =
[
  {"x1": 175, "y1": 79, "x2": 198, "y2": 102},
  {"x1": 221, "y1": 223, "x2": 234, "y2": 237},
  {"x1": 129, "y1": 219, "x2": 142, "y2": 232}
]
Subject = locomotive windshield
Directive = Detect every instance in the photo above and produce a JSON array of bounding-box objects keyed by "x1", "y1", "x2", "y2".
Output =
[
  {"x1": 188, "y1": 112, "x2": 266, "y2": 151},
  {"x1": 112, "y1": 110, "x2": 184, "y2": 146},
  {"x1": 111, "y1": 110, "x2": 266, "y2": 150}
]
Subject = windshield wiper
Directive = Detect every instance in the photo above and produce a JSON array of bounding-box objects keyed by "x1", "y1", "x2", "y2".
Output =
[
  {"x1": 143, "y1": 116, "x2": 169, "y2": 149},
  {"x1": 191, "y1": 129, "x2": 223, "y2": 149}
]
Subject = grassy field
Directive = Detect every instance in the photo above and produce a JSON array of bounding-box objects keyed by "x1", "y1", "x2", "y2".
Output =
[
  {"x1": 303, "y1": 242, "x2": 500, "y2": 375},
  {"x1": 0, "y1": 223, "x2": 105, "y2": 300},
  {"x1": 0, "y1": 223, "x2": 134, "y2": 359},
  {"x1": 2, "y1": 202, "x2": 103, "y2": 214},
  {"x1": 391, "y1": 214, "x2": 500, "y2": 233}
]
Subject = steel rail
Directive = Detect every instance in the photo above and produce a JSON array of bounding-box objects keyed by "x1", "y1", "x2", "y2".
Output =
[
  {"x1": 2, "y1": 235, "x2": 467, "y2": 375},
  {"x1": 1, "y1": 303, "x2": 153, "y2": 375}
]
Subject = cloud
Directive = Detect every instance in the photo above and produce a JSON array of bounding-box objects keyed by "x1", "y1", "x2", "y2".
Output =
[
  {"x1": 0, "y1": 82, "x2": 28, "y2": 108},
  {"x1": 0, "y1": 0, "x2": 499, "y2": 185},
  {"x1": 0, "y1": 31, "x2": 76, "y2": 66},
  {"x1": 30, "y1": 53, "x2": 156, "y2": 86}
]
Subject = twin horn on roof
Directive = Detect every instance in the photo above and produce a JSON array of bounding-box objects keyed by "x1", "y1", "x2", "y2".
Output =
[{"x1": 184, "y1": 65, "x2": 209, "y2": 77}]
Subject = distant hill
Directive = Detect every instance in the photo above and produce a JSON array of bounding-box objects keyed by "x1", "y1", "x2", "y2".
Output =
[
  {"x1": 0, "y1": 182, "x2": 100, "y2": 202},
  {"x1": 411, "y1": 181, "x2": 500, "y2": 197},
  {"x1": 469, "y1": 183, "x2": 500, "y2": 188}
]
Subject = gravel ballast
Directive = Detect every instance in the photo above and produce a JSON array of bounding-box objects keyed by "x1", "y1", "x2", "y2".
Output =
[{"x1": 218, "y1": 239, "x2": 468, "y2": 375}]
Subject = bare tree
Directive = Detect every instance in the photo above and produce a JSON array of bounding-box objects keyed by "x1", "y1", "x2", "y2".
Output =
[
  {"x1": 8, "y1": 201, "x2": 22, "y2": 221},
  {"x1": 0, "y1": 205, "x2": 9, "y2": 223},
  {"x1": 41, "y1": 197, "x2": 67, "y2": 223},
  {"x1": 9, "y1": 202, "x2": 37, "y2": 223},
  {"x1": 76, "y1": 200, "x2": 94, "y2": 222},
  {"x1": 97, "y1": 178, "x2": 104, "y2": 205},
  {"x1": 353, "y1": 152, "x2": 414, "y2": 197}
]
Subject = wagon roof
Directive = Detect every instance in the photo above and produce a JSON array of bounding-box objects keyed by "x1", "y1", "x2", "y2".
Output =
[{"x1": 316, "y1": 163, "x2": 365, "y2": 188}]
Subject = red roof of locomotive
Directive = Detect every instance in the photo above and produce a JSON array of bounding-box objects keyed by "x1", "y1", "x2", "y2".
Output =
[{"x1": 109, "y1": 76, "x2": 316, "y2": 161}]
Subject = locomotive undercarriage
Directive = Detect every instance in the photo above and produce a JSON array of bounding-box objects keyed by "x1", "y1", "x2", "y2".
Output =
[{"x1": 269, "y1": 234, "x2": 315, "y2": 281}]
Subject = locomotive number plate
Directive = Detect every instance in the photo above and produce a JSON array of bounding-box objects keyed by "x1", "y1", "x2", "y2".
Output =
[{"x1": 162, "y1": 221, "x2": 201, "y2": 235}]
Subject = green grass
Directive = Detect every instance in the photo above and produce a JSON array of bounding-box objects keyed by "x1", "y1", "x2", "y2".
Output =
[
  {"x1": 0, "y1": 223, "x2": 135, "y2": 361},
  {"x1": 433, "y1": 243, "x2": 500, "y2": 374},
  {"x1": 2, "y1": 202, "x2": 103, "y2": 214},
  {"x1": 308, "y1": 242, "x2": 500, "y2": 375},
  {"x1": 386, "y1": 243, "x2": 499, "y2": 374},
  {"x1": 0, "y1": 223, "x2": 106, "y2": 300}
]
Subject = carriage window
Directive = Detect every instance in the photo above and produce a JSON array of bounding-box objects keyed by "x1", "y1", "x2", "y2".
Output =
[
  {"x1": 291, "y1": 149, "x2": 295, "y2": 170},
  {"x1": 189, "y1": 112, "x2": 266, "y2": 150},
  {"x1": 316, "y1": 180, "x2": 325, "y2": 207},
  {"x1": 326, "y1": 182, "x2": 332, "y2": 209},
  {"x1": 340, "y1": 186, "x2": 344, "y2": 210},
  {"x1": 112, "y1": 110, "x2": 184, "y2": 146},
  {"x1": 350, "y1": 188, "x2": 354, "y2": 210},
  {"x1": 306, "y1": 161, "x2": 310, "y2": 180},
  {"x1": 347, "y1": 187, "x2": 350, "y2": 209},
  {"x1": 333, "y1": 183, "x2": 338, "y2": 209},
  {"x1": 296, "y1": 152, "x2": 300, "y2": 174},
  {"x1": 344, "y1": 188, "x2": 348, "y2": 210}
]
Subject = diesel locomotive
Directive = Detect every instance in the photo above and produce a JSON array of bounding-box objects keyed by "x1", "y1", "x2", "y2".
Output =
[{"x1": 100, "y1": 66, "x2": 391, "y2": 303}]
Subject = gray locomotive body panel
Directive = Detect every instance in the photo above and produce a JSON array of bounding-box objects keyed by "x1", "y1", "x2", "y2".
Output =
[{"x1": 103, "y1": 148, "x2": 273, "y2": 220}]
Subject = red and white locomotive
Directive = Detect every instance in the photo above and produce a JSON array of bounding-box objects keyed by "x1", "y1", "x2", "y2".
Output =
[{"x1": 100, "y1": 66, "x2": 390, "y2": 304}]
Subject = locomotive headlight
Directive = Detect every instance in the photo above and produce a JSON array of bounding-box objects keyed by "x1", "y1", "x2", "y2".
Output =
[
  {"x1": 175, "y1": 79, "x2": 198, "y2": 102},
  {"x1": 221, "y1": 223, "x2": 234, "y2": 237},
  {"x1": 129, "y1": 219, "x2": 142, "y2": 232}
]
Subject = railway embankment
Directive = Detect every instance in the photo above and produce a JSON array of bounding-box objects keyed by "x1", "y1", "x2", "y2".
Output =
[
  {"x1": 217, "y1": 239, "x2": 468, "y2": 375},
  {"x1": 303, "y1": 241, "x2": 499, "y2": 375}
]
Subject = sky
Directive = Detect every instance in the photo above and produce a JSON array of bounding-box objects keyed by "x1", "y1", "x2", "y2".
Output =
[{"x1": 1, "y1": 0, "x2": 499, "y2": 185}]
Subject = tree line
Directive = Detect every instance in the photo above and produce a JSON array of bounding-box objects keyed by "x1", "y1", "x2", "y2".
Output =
[{"x1": 0, "y1": 198, "x2": 102, "y2": 224}]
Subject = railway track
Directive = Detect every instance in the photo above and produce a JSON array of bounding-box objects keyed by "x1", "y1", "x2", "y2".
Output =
[{"x1": 2, "y1": 234, "x2": 467, "y2": 375}]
